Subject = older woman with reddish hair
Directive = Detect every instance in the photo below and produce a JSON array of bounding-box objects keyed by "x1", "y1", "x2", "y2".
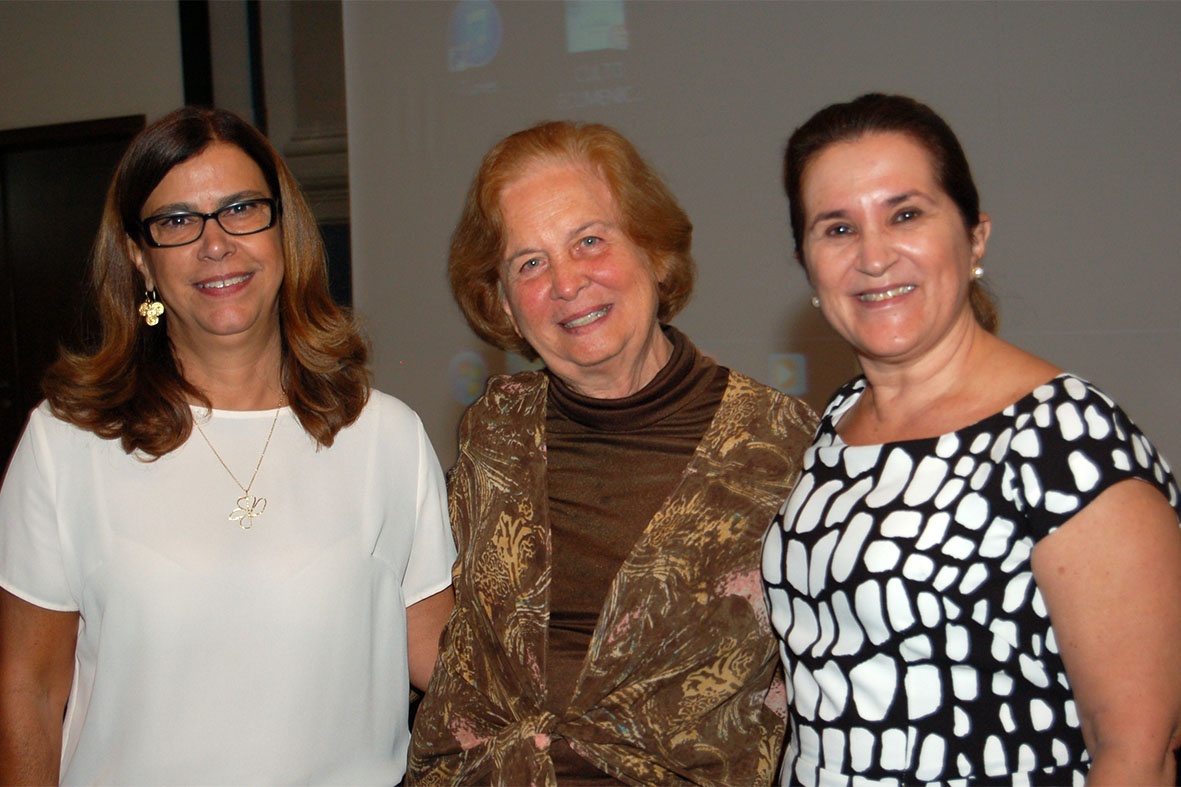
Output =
[
  {"x1": 408, "y1": 121, "x2": 816, "y2": 785},
  {"x1": 0, "y1": 107, "x2": 455, "y2": 785}
]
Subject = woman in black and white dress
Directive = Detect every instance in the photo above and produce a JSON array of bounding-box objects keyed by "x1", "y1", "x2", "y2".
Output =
[{"x1": 762, "y1": 93, "x2": 1181, "y2": 785}]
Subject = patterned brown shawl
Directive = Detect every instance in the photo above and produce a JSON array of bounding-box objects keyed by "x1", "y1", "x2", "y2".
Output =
[{"x1": 408, "y1": 370, "x2": 816, "y2": 786}]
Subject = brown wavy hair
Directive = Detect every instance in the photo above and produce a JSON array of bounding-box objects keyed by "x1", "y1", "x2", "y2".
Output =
[
  {"x1": 41, "y1": 106, "x2": 370, "y2": 458},
  {"x1": 784, "y1": 93, "x2": 998, "y2": 333},
  {"x1": 449, "y1": 120, "x2": 695, "y2": 359}
]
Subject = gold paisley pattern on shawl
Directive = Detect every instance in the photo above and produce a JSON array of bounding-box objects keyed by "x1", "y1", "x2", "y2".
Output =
[
  {"x1": 409, "y1": 371, "x2": 817, "y2": 786},
  {"x1": 412, "y1": 373, "x2": 553, "y2": 785}
]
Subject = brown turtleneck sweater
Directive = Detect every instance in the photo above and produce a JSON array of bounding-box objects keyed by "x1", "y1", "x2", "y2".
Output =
[{"x1": 542, "y1": 326, "x2": 728, "y2": 782}]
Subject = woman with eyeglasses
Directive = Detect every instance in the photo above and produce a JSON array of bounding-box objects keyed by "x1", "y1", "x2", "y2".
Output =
[{"x1": 0, "y1": 107, "x2": 456, "y2": 785}]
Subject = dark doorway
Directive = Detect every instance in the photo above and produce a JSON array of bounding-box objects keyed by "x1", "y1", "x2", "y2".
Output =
[{"x1": 0, "y1": 116, "x2": 145, "y2": 470}]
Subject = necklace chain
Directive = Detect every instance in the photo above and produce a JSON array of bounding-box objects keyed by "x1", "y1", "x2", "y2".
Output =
[{"x1": 193, "y1": 394, "x2": 285, "y2": 529}]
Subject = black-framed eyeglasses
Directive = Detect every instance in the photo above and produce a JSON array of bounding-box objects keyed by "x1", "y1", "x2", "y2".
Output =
[{"x1": 139, "y1": 198, "x2": 280, "y2": 248}]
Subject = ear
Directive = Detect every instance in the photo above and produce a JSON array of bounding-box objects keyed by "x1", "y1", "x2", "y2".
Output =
[
  {"x1": 130, "y1": 239, "x2": 156, "y2": 291},
  {"x1": 498, "y1": 281, "x2": 522, "y2": 338},
  {"x1": 971, "y1": 213, "x2": 992, "y2": 263},
  {"x1": 795, "y1": 249, "x2": 813, "y2": 286}
]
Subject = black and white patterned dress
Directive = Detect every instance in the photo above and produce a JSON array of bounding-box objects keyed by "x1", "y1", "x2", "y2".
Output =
[{"x1": 762, "y1": 374, "x2": 1181, "y2": 786}]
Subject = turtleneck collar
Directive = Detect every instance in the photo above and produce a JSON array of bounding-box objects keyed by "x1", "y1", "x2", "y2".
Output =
[{"x1": 546, "y1": 325, "x2": 721, "y2": 432}]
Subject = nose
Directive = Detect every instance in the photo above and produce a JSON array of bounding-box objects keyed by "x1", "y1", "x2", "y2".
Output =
[
  {"x1": 855, "y1": 227, "x2": 895, "y2": 276},
  {"x1": 548, "y1": 257, "x2": 587, "y2": 300},
  {"x1": 196, "y1": 216, "x2": 235, "y2": 261}
]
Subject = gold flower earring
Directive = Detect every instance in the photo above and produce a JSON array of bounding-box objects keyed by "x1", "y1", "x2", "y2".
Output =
[{"x1": 139, "y1": 289, "x2": 165, "y2": 326}]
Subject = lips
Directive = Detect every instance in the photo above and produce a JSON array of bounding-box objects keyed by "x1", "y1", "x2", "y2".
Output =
[
  {"x1": 859, "y1": 284, "x2": 915, "y2": 303},
  {"x1": 196, "y1": 273, "x2": 253, "y2": 290},
  {"x1": 561, "y1": 305, "x2": 610, "y2": 329}
]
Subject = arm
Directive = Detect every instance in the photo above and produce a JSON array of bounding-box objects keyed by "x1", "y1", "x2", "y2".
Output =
[
  {"x1": 0, "y1": 587, "x2": 78, "y2": 786},
  {"x1": 1031, "y1": 479, "x2": 1181, "y2": 785},
  {"x1": 406, "y1": 585, "x2": 455, "y2": 692}
]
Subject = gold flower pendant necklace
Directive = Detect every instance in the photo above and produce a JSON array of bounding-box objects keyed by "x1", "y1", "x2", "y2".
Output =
[{"x1": 192, "y1": 394, "x2": 286, "y2": 529}]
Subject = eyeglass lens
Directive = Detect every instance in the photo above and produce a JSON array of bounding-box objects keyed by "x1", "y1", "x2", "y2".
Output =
[{"x1": 145, "y1": 199, "x2": 275, "y2": 247}]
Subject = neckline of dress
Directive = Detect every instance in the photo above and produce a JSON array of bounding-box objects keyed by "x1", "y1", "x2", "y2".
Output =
[
  {"x1": 189, "y1": 403, "x2": 291, "y2": 419},
  {"x1": 828, "y1": 372, "x2": 1075, "y2": 449}
]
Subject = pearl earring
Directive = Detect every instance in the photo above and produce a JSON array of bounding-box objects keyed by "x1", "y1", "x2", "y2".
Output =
[
  {"x1": 972, "y1": 266, "x2": 984, "y2": 280},
  {"x1": 810, "y1": 295, "x2": 820, "y2": 308}
]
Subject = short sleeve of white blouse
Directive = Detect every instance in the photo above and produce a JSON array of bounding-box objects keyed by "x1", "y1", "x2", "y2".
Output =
[
  {"x1": 762, "y1": 373, "x2": 1181, "y2": 787},
  {"x1": 0, "y1": 390, "x2": 456, "y2": 786}
]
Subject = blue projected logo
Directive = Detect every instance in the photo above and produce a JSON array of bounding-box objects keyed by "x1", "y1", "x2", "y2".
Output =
[{"x1": 448, "y1": 0, "x2": 502, "y2": 72}]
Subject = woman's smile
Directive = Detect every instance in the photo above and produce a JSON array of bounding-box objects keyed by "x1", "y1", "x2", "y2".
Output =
[
  {"x1": 560, "y1": 305, "x2": 611, "y2": 329},
  {"x1": 858, "y1": 283, "x2": 916, "y2": 303},
  {"x1": 195, "y1": 272, "x2": 254, "y2": 291}
]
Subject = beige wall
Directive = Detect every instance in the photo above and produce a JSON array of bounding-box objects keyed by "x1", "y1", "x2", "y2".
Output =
[{"x1": 0, "y1": 0, "x2": 184, "y2": 132}]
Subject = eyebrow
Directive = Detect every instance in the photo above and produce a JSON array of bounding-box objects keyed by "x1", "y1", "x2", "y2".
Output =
[
  {"x1": 808, "y1": 208, "x2": 849, "y2": 232},
  {"x1": 885, "y1": 190, "x2": 925, "y2": 208},
  {"x1": 144, "y1": 190, "x2": 268, "y2": 218},
  {"x1": 502, "y1": 220, "x2": 611, "y2": 266},
  {"x1": 807, "y1": 190, "x2": 930, "y2": 232}
]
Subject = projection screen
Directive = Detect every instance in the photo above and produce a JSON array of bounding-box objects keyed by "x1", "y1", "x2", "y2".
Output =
[{"x1": 343, "y1": 1, "x2": 1180, "y2": 468}]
